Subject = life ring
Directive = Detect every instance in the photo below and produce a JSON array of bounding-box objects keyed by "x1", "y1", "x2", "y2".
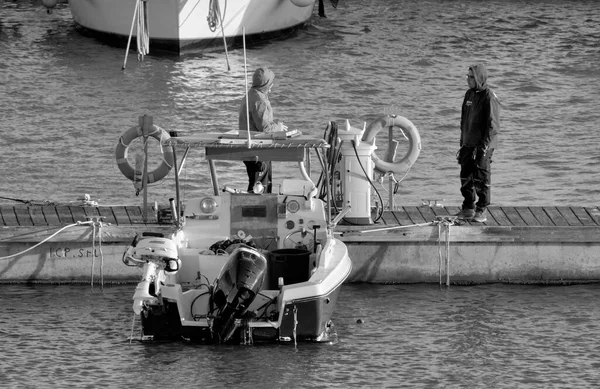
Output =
[
  {"x1": 361, "y1": 115, "x2": 421, "y2": 175},
  {"x1": 115, "y1": 125, "x2": 174, "y2": 183}
]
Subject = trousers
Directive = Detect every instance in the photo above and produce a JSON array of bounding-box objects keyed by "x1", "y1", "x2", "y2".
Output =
[
  {"x1": 458, "y1": 147, "x2": 494, "y2": 211},
  {"x1": 244, "y1": 160, "x2": 272, "y2": 193}
]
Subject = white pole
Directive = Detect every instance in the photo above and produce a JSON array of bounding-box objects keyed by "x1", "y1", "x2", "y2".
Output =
[
  {"x1": 242, "y1": 26, "x2": 252, "y2": 148},
  {"x1": 217, "y1": 0, "x2": 231, "y2": 71}
]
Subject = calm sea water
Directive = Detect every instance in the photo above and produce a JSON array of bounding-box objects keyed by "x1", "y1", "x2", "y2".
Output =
[
  {"x1": 2, "y1": 283, "x2": 600, "y2": 388},
  {"x1": 2, "y1": 1, "x2": 600, "y2": 387},
  {"x1": 1, "y1": 0, "x2": 599, "y2": 207}
]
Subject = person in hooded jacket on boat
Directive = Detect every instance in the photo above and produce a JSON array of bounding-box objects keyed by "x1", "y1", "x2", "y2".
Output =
[
  {"x1": 455, "y1": 64, "x2": 500, "y2": 223},
  {"x1": 239, "y1": 67, "x2": 287, "y2": 193}
]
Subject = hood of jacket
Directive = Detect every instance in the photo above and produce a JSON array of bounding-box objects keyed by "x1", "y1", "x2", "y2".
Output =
[
  {"x1": 252, "y1": 67, "x2": 275, "y2": 93},
  {"x1": 469, "y1": 64, "x2": 488, "y2": 92}
]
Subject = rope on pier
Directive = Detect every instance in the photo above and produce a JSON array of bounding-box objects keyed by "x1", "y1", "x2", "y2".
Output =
[
  {"x1": 89, "y1": 218, "x2": 106, "y2": 291},
  {"x1": 0, "y1": 221, "x2": 94, "y2": 260},
  {"x1": 358, "y1": 221, "x2": 433, "y2": 234},
  {"x1": 0, "y1": 218, "x2": 107, "y2": 290},
  {"x1": 434, "y1": 216, "x2": 456, "y2": 286}
]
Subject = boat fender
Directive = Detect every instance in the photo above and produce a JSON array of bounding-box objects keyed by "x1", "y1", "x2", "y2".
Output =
[
  {"x1": 115, "y1": 125, "x2": 174, "y2": 184},
  {"x1": 361, "y1": 114, "x2": 421, "y2": 175}
]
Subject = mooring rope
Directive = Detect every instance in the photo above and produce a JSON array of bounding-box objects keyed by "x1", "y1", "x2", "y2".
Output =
[
  {"x1": 136, "y1": 0, "x2": 150, "y2": 60},
  {"x1": 435, "y1": 217, "x2": 455, "y2": 286},
  {"x1": 0, "y1": 221, "x2": 94, "y2": 260},
  {"x1": 293, "y1": 304, "x2": 298, "y2": 349},
  {"x1": 89, "y1": 218, "x2": 106, "y2": 291},
  {"x1": 0, "y1": 218, "x2": 106, "y2": 290},
  {"x1": 129, "y1": 313, "x2": 137, "y2": 345},
  {"x1": 122, "y1": 0, "x2": 149, "y2": 70}
]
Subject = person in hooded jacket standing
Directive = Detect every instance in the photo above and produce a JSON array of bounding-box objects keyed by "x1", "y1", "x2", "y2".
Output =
[
  {"x1": 455, "y1": 64, "x2": 500, "y2": 223},
  {"x1": 239, "y1": 67, "x2": 287, "y2": 193}
]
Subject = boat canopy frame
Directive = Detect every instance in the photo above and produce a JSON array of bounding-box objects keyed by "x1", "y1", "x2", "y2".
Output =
[{"x1": 162, "y1": 134, "x2": 334, "y2": 225}]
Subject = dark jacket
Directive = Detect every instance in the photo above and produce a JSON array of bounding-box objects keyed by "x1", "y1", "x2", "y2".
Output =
[{"x1": 460, "y1": 64, "x2": 500, "y2": 150}]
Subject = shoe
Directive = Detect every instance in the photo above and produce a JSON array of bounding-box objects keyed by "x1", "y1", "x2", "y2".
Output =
[
  {"x1": 455, "y1": 208, "x2": 475, "y2": 220},
  {"x1": 472, "y1": 210, "x2": 487, "y2": 223}
]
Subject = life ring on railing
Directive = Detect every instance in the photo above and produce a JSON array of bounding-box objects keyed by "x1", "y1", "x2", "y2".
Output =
[
  {"x1": 115, "y1": 125, "x2": 174, "y2": 183},
  {"x1": 361, "y1": 114, "x2": 421, "y2": 175}
]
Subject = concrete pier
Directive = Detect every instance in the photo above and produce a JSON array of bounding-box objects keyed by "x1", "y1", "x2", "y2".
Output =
[
  {"x1": 337, "y1": 205, "x2": 600, "y2": 284},
  {"x1": 1, "y1": 204, "x2": 599, "y2": 284}
]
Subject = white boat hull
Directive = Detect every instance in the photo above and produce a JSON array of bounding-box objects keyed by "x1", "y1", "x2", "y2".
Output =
[
  {"x1": 68, "y1": 0, "x2": 317, "y2": 53},
  {"x1": 126, "y1": 189, "x2": 352, "y2": 343}
]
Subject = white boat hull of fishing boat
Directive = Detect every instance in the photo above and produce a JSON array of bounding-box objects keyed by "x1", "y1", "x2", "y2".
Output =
[
  {"x1": 68, "y1": 0, "x2": 317, "y2": 53},
  {"x1": 122, "y1": 127, "x2": 352, "y2": 343}
]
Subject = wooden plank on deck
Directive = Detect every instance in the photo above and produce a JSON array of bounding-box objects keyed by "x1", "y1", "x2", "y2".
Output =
[
  {"x1": 97, "y1": 206, "x2": 117, "y2": 225},
  {"x1": 403, "y1": 206, "x2": 428, "y2": 224},
  {"x1": 125, "y1": 206, "x2": 145, "y2": 224},
  {"x1": 557, "y1": 207, "x2": 583, "y2": 226},
  {"x1": 543, "y1": 207, "x2": 569, "y2": 226},
  {"x1": 391, "y1": 208, "x2": 414, "y2": 226},
  {"x1": 378, "y1": 210, "x2": 396, "y2": 226},
  {"x1": 488, "y1": 207, "x2": 512, "y2": 226},
  {"x1": 111, "y1": 206, "x2": 130, "y2": 225},
  {"x1": 83, "y1": 207, "x2": 101, "y2": 220},
  {"x1": 515, "y1": 207, "x2": 541, "y2": 226},
  {"x1": 416, "y1": 206, "x2": 438, "y2": 223},
  {"x1": 55, "y1": 206, "x2": 74, "y2": 224},
  {"x1": 572, "y1": 207, "x2": 598, "y2": 226},
  {"x1": 41, "y1": 206, "x2": 61, "y2": 226},
  {"x1": 0, "y1": 206, "x2": 18, "y2": 226},
  {"x1": 585, "y1": 207, "x2": 600, "y2": 225},
  {"x1": 28, "y1": 206, "x2": 48, "y2": 226},
  {"x1": 529, "y1": 207, "x2": 554, "y2": 226},
  {"x1": 502, "y1": 207, "x2": 527, "y2": 226},
  {"x1": 14, "y1": 207, "x2": 33, "y2": 226},
  {"x1": 69, "y1": 206, "x2": 88, "y2": 223}
]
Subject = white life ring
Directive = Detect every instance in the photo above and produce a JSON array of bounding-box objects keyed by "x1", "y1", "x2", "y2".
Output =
[
  {"x1": 361, "y1": 115, "x2": 421, "y2": 175},
  {"x1": 115, "y1": 125, "x2": 174, "y2": 183}
]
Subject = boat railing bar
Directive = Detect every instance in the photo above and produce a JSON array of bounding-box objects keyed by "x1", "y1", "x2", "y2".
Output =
[{"x1": 162, "y1": 138, "x2": 330, "y2": 149}]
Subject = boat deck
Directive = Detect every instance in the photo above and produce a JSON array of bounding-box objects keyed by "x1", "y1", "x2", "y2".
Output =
[
  {"x1": 2, "y1": 204, "x2": 600, "y2": 284},
  {"x1": 1, "y1": 204, "x2": 599, "y2": 228},
  {"x1": 0, "y1": 204, "x2": 162, "y2": 227},
  {"x1": 372, "y1": 205, "x2": 600, "y2": 228},
  {"x1": 337, "y1": 205, "x2": 600, "y2": 243}
]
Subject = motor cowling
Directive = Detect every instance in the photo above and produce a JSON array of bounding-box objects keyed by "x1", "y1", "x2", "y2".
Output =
[
  {"x1": 212, "y1": 245, "x2": 268, "y2": 342},
  {"x1": 123, "y1": 236, "x2": 181, "y2": 273}
]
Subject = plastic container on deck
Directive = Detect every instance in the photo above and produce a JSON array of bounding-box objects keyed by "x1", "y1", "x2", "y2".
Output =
[{"x1": 268, "y1": 248, "x2": 311, "y2": 287}]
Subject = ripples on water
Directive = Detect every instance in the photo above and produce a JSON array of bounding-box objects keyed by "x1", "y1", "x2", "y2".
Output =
[
  {"x1": 2, "y1": 283, "x2": 600, "y2": 388},
  {"x1": 1, "y1": 0, "x2": 599, "y2": 206}
]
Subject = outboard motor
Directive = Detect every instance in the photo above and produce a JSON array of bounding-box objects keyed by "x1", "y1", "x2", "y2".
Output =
[
  {"x1": 212, "y1": 245, "x2": 268, "y2": 342},
  {"x1": 123, "y1": 234, "x2": 181, "y2": 315}
]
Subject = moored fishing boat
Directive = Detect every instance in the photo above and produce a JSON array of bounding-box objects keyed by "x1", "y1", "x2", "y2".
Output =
[
  {"x1": 122, "y1": 119, "x2": 352, "y2": 343},
  {"x1": 66, "y1": 0, "x2": 333, "y2": 54}
]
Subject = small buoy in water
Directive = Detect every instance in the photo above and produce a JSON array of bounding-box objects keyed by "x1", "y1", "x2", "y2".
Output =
[
  {"x1": 41, "y1": 0, "x2": 58, "y2": 14},
  {"x1": 356, "y1": 318, "x2": 364, "y2": 324}
]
